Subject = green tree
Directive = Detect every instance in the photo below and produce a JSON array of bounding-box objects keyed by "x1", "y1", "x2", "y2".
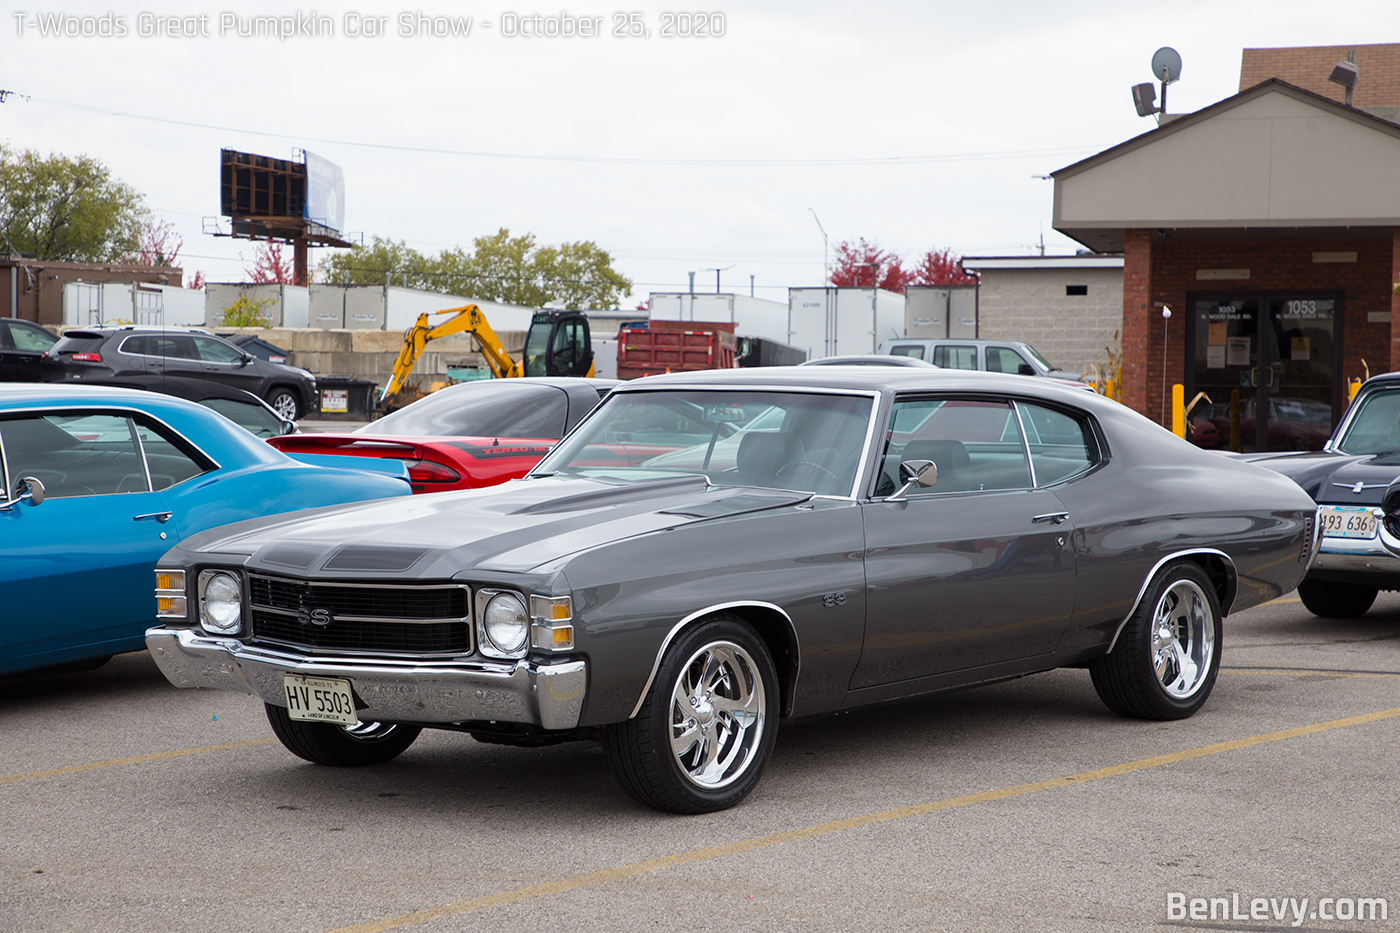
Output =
[
  {"x1": 533, "y1": 239, "x2": 632, "y2": 310},
  {"x1": 316, "y1": 228, "x2": 632, "y2": 309},
  {"x1": 317, "y1": 236, "x2": 441, "y2": 290},
  {"x1": 0, "y1": 145, "x2": 146, "y2": 261}
]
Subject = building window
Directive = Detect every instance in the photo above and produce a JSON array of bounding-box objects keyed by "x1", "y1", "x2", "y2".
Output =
[{"x1": 1066, "y1": 285, "x2": 1088, "y2": 296}]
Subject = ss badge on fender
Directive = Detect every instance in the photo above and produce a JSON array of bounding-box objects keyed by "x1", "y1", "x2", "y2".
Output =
[{"x1": 822, "y1": 592, "x2": 847, "y2": 608}]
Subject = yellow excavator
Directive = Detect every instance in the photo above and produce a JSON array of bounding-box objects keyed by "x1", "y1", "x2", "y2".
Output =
[{"x1": 380, "y1": 305, "x2": 594, "y2": 401}]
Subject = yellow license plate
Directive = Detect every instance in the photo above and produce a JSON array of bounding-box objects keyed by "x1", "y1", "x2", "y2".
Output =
[{"x1": 283, "y1": 674, "x2": 358, "y2": 726}]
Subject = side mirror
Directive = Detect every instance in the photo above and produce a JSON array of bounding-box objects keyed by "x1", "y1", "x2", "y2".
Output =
[
  {"x1": 281, "y1": 418, "x2": 298, "y2": 436},
  {"x1": 240, "y1": 355, "x2": 254, "y2": 367},
  {"x1": 0, "y1": 475, "x2": 46, "y2": 511},
  {"x1": 21, "y1": 476, "x2": 45, "y2": 506},
  {"x1": 888, "y1": 459, "x2": 937, "y2": 501},
  {"x1": 1018, "y1": 363, "x2": 1035, "y2": 376}
]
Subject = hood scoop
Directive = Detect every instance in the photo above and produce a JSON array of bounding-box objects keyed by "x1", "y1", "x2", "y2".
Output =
[
  {"x1": 513, "y1": 474, "x2": 708, "y2": 514},
  {"x1": 323, "y1": 545, "x2": 433, "y2": 572},
  {"x1": 659, "y1": 490, "x2": 812, "y2": 519}
]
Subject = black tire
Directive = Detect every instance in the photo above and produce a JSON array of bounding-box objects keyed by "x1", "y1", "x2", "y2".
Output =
[
  {"x1": 265, "y1": 703, "x2": 421, "y2": 766},
  {"x1": 604, "y1": 615, "x2": 779, "y2": 814},
  {"x1": 1296, "y1": 578, "x2": 1378, "y2": 618},
  {"x1": 266, "y1": 387, "x2": 301, "y2": 421},
  {"x1": 1089, "y1": 562, "x2": 1222, "y2": 720}
]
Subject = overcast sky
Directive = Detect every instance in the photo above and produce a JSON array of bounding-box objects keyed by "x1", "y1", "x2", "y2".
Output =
[{"x1": 3, "y1": 1, "x2": 1396, "y2": 306}]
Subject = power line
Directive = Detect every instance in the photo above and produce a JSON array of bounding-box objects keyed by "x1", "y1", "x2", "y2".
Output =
[{"x1": 27, "y1": 95, "x2": 1101, "y2": 168}]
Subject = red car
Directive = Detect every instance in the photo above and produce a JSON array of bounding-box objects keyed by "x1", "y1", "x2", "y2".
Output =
[{"x1": 269, "y1": 378, "x2": 618, "y2": 493}]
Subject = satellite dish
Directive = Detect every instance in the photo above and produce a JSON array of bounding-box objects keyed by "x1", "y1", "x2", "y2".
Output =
[{"x1": 1152, "y1": 47, "x2": 1182, "y2": 84}]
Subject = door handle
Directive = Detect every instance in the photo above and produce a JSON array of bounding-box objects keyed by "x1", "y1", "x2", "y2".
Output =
[
  {"x1": 134, "y1": 511, "x2": 173, "y2": 524},
  {"x1": 1031, "y1": 511, "x2": 1070, "y2": 525}
]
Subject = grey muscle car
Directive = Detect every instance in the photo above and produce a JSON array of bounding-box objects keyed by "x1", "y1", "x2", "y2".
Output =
[
  {"x1": 1235, "y1": 372, "x2": 1400, "y2": 618},
  {"x1": 145, "y1": 368, "x2": 1318, "y2": 813}
]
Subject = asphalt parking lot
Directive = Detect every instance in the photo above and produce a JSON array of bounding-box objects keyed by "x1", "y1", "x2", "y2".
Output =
[{"x1": 3, "y1": 592, "x2": 1397, "y2": 933}]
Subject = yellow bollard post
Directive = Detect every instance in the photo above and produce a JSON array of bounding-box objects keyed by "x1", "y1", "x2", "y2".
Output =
[
  {"x1": 1171, "y1": 384, "x2": 1185, "y2": 438},
  {"x1": 1106, "y1": 378, "x2": 1117, "y2": 401},
  {"x1": 1350, "y1": 379, "x2": 1362, "y2": 404},
  {"x1": 1229, "y1": 390, "x2": 1240, "y2": 452}
]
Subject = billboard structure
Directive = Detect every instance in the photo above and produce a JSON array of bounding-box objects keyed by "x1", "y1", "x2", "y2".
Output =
[{"x1": 215, "y1": 148, "x2": 354, "y2": 285}]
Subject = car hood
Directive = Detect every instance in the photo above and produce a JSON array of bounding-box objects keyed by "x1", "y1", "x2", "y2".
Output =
[
  {"x1": 1235, "y1": 449, "x2": 1400, "y2": 504},
  {"x1": 171, "y1": 475, "x2": 812, "y2": 577}
]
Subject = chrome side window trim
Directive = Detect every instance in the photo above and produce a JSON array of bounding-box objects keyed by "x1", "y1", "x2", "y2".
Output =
[
  {"x1": 1010, "y1": 401, "x2": 1038, "y2": 488},
  {"x1": 628, "y1": 600, "x2": 799, "y2": 720},
  {"x1": 1105, "y1": 548, "x2": 1234, "y2": 653}
]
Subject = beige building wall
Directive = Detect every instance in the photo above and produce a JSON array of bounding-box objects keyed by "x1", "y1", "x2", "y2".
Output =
[{"x1": 974, "y1": 266, "x2": 1123, "y2": 378}]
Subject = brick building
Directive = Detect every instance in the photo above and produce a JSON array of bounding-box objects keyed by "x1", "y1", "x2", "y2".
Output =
[
  {"x1": 1, "y1": 257, "x2": 183, "y2": 327},
  {"x1": 1240, "y1": 42, "x2": 1400, "y2": 121},
  {"x1": 1051, "y1": 68, "x2": 1400, "y2": 451}
]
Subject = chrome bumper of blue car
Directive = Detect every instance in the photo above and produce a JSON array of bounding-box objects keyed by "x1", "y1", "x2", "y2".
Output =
[
  {"x1": 1312, "y1": 532, "x2": 1400, "y2": 576},
  {"x1": 145, "y1": 627, "x2": 587, "y2": 730}
]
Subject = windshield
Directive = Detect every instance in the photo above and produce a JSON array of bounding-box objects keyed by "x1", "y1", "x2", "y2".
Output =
[
  {"x1": 533, "y1": 389, "x2": 873, "y2": 496},
  {"x1": 1021, "y1": 344, "x2": 1055, "y2": 371},
  {"x1": 1334, "y1": 386, "x2": 1400, "y2": 455},
  {"x1": 200, "y1": 397, "x2": 285, "y2": 438},
  {"x1": 357, "y1": 382, "x2": 569, "y2": 438}
]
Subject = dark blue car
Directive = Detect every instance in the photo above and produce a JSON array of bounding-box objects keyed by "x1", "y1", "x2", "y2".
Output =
[{"x1": 0, "y1": 384, "x2": 411, "y2": 675}]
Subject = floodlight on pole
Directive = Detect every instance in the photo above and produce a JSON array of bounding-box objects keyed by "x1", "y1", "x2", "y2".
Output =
[
  {"x1": 706, "y1": 264, "x2": 733, "y2": 294},
  {"x1": 1329, "y1": 51, "x2": 1359, "y2": 106}
]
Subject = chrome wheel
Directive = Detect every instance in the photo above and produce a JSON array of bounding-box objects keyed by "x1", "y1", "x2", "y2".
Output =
[
  {"x1": 670, "y1": 640, "x2": 767, "y2": 789},
  {"x1": 604, "y1": 616, "x2": 779, "y2": 813},
  {"x1": 343, "y1": 720, "x2": 405, "y2": 742},
  {"x1": 1088, "y1": 562, "x2": 1222, "y2": 720},
  {"x1": 1150, "y1": 579, "x2": 1215, "y2": 699}
]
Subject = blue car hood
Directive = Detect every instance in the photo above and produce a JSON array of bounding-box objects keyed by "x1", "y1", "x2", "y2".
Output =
[
  {"x1": 1238, "y1": 449, "x2": 1400, "y2": 505},
  {"x1": 171, "y1": 475, "x2": 811, "y2": 577}
]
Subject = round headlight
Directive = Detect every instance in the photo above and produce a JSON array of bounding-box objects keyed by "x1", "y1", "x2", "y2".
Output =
[
  {"x1": 201, "y1": 572, "x2": 243, "y2": 635},
  {"x1": 483, "y1": 592, "x2": 529, "y2": 654}
]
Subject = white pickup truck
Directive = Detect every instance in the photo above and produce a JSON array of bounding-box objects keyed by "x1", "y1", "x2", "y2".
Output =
[{"x1": 879, "y1": 337, "x2": 1087, "y2": 386}]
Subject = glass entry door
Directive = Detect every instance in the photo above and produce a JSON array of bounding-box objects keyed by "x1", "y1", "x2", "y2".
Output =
[{"x1": 1189, "y1": 294, "x2": 1339, "y2": 452}]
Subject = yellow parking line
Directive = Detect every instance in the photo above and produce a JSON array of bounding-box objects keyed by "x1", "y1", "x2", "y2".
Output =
[
  {"x1": 326, "y1": 707, "x2": 1400, "y2": 933},
  {"x1": 0, "y1": 737, "x2": 279, "y2": 785},
  {"x1": 1224, "y1": 666, "x2": 1400, "y2": 679}
]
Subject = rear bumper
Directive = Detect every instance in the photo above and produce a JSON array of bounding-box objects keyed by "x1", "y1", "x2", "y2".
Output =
[{"x1": 145, "y1": 627, "x2": 587, "y2": 730}]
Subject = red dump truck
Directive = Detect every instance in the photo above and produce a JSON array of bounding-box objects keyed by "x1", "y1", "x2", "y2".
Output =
[{"x1": 616, "y1": 320, "x2": 739, "y2": 379}]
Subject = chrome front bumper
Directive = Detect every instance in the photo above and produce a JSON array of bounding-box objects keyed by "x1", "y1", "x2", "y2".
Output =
[
  {"x1": 145, "y1": 628, "x2": 587, "y2": 730},
  {"x1": 1312, "y1": 532, "x2": 1400, "y2": 577}
]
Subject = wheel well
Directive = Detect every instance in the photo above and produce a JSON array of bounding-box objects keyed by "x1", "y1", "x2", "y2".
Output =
[
  {"x1": 709, "y1": 605, "x2": 800, "y2": 718},
  {"x1": 1179, "y1": 552, "x2": 1236, "y2": 614}
]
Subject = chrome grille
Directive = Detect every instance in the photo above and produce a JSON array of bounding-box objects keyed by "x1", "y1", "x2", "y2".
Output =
[{"x1": 248, "y1": 573, "x2": 471, "y2": 655}]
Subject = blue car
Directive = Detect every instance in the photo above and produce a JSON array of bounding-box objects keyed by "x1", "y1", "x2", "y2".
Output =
[{"x1": 0, "y1": 384, "x2": 412, "y2": 675}]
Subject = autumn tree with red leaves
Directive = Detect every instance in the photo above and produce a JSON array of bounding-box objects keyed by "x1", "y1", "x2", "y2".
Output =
[
  {"x1": 828, "y1": 238, "x2": 912, "y2": 291},
  {"x1": 124, "y1": 215, "x2": 205, "y2": 289},
  {"x1": 910, "y1": 247, "x2": 978, "y2": 287},
  {"x1": 247, "y1": 240, "x2": 296, "y2": 284},
  {"x1": 829, "y1": 238, "x2": 977, "y2": 290}
]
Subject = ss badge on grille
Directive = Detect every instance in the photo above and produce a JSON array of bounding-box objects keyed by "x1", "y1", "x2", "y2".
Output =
[{"x1": 297, "y1": 606, "x2": 334, "y2": 626}]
